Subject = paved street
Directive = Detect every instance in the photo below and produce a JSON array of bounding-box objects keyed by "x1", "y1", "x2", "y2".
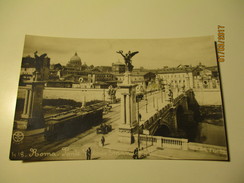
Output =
[
  {"x1": 43, "y1": 91, "x2": 165, "y2": 160},
  {"x1": 43, "y1": 91, "x2": 226, "y2": 161}
]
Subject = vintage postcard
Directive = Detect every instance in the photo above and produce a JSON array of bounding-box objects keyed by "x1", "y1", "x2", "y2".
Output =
[{"x1": 10, "y1": 35, "x2": 229, "y2": 161}]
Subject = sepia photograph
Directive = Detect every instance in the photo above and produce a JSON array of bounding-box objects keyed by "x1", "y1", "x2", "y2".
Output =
[{"x1": 10, "y1": 35, "x2": 228, "y2": 161}]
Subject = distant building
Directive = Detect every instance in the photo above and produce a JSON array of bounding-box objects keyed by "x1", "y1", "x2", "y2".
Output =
[
  {"x1": 66, "y1": 52, "x2": 82, "y2": 70},
  {"x1": 72, "y1": 72, "x2": 117, "y2": 89},
  {"x1": 157, "y1": 65, "x2": 194, "y2": 89},
  {"x1": 89, "y1": 72, "x2": 117, "y2": 88},
  {"x1": 115, "y1": 71, "x2": 156, "y2": 89},
  {"x1": 192, "y1": 63, "x2": 219, "y2": 89},
  {"x1": 96, "y1": 66, "x2": 113, "y2": 72},
  {"x1": 112, "y1": 61, "x2": 126, "y2": 73},
  {"x1": 157, "y1": 63, "x2": 220, "y2": 89},
  {"x1": 61, "y1": 52, "x2": 89, "y2": 82},
  {"x1": 45, "y1": 81, "x2": 73, "y2": 88},
  {"x1": 89, "y1": 72, "x2": 115, "y2": 82}
]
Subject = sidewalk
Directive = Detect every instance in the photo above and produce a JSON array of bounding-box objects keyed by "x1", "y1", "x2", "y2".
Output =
[
  {"x1": 44, "y1": 91, "x2": 227, "y2": 161},
  {"x1": 103, "y1": 130, "x2": 227, "y2": 160},
  {"x1": 102, "y1": 120, "x2": 227, "y2": 160}
]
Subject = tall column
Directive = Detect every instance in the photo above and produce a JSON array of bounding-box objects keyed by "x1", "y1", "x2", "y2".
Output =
[
  {"x1": 118, "y1": 72, "x2": 137, "y2": 144},
  {"x1": 16, "y1": 81, "x2": 45, "y2": 130},
  {"x1": 27, "y1": 88, "x2": 33, "y2": 117},
  {"x1": 120, "y1": 94, "x2": 126, "y2": 124},
  {"x1": 21, "y1": 88, "x2": 31, "y2": 118},
  {"x1": 126, "y1": 93, "x2": 131, "y2": 125}
]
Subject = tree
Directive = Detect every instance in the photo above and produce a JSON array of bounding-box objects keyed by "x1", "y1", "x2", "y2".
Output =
[{"x1": 54, "y1": 63, "x2": 63, "y2": 70}]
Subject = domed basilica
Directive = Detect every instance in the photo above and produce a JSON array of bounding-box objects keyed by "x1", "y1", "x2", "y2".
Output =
[{"x1": 66, "y1": 52, "x2": 82, "y2": 70}]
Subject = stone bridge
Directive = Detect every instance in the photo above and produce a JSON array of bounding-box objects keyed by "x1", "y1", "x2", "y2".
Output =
[{"x1": 141, "y1": 89, "x2": 200, "y2": 140}]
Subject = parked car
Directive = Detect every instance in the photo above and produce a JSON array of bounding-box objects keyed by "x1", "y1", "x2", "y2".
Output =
[
  {"x1": 103, "y1": 104, "x2": 112, "y2": 114},
  {"x1": 96, "y1": 124, "x2": 112, "y2": 134}
]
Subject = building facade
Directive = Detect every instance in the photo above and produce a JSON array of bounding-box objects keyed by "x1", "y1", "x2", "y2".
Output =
[
  {"x1": 157, "y1": 64, "x2": 220, "y2": 90},
  {"x1": 115, "y1": 71, "x2": 156, "y2": 89},
  {"x1": 192, "y1": 64, "x2": 220, "y2": 89},
  {"x1": 112, "y1": 61, "x2": 126, "y2": 73},
  {"x1": 157, "y1": 65, "x2": 194, "y2": 89}
]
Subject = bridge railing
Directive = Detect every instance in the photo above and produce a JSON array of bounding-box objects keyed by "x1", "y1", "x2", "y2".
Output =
[
  {"x1": 188, "y1": 142, "x2": 228, "y2": 156},
  {"x1": 141, "y1": 89, "x2": 193, "y2": 133},
  {"x1": 172, "y1": 89, "x2": 193, "y2": 105},
  {"x1": 142, "y1": 103, "x2": 172, "y2": 130},
  {"x1": 139, "y1": 134, "x2": 188, "y2": 150},
  {"x1": 138, "y1": 134, "x2": 228, "y2": 156}
]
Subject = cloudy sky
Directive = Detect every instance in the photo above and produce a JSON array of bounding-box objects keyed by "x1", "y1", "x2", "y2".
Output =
[{"x1": 22, "y1": 35, "x2": 217, "y2": 69}]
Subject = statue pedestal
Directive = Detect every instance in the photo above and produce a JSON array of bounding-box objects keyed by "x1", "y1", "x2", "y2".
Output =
[
  {"x1": 118, "y1": 124, "x2": 135, "y2": 144},
  {"x1": 17, "y1": 81, "x2": 45, "y2": 130},
  {"x1": 118, "y1": 72, "x2": 137, "y2": 144},
  {"x1": 14, "y1": 120, "x2": 28, "y2": 130}
]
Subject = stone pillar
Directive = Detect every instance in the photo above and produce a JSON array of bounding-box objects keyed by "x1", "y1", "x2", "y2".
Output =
[
  {"x1": 156, "y1": 137, "x2": 162, "y2": 148},
  {"x1": 82, "y1": 95, "x2": 86, "y2": 108},
  {"x1": 209, "y1": 79, "x2": 213, "y2": 89},
  {"x1": 118, "y1": 72, "x2": 137, "y2": 144},
  {"x1": 182, "y1": 96, "x2": 189, "y2": 111},
  {"x1": 170, "y1": 106, "x2": 178, "y2": 136},
  {"x1": 16, "y1": 81, "x2": 45, "y2": 130},
  {"x1": 182, "y1": 139, "x2": 188, "y2": 150}
]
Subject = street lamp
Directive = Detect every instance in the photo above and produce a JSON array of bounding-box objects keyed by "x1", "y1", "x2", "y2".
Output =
[
  {"x1": 103, "y1": 89, "x2": 105, "y2": 104},
  {"x1": 145, "y1": 92, "x2": 148, "y2": 113},
  {"x1": 136, "y1": 94, "x2": 143, "y2": 152},
  {"x1": 153, "y1": 94, "x2": 155, "y2": 108}
]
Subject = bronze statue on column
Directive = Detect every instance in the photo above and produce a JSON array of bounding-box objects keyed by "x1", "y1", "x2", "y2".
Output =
[{"x1": 116, "y1": 50, "x2": 139, "y2": 72}]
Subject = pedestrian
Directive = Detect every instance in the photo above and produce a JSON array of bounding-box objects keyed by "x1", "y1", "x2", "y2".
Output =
[
  {"x1": 86, "y1": 147, "x2": 91, "y2": 160},
  {"x1": 133, "y1": 148, "x2": 139, "y2": 159},
  {"x1": 138, "y1": 113, "x2": 142, "y2": 121},
  {"x1": 101, "y1": 136, "x2": 105, "y2": 146}
]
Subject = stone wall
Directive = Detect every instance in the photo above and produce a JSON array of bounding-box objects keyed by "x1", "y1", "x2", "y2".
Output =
[
  {"x1": 139, "y1": 134, "x2": 228, "y2": 157},
  {"x1": 18, "y1": 87, "x2": 121, "y2": 103},
  {"x1": 193, "y1": 89, "x2": 223, "y2": 105},
  {"x1": 188, "y1": 142, "x2": 228, "y2": 156}
]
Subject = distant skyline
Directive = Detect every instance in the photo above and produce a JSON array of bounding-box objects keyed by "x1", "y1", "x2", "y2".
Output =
[{"x1": 23, "y1": 35, "x2": 218, "y2": 69}]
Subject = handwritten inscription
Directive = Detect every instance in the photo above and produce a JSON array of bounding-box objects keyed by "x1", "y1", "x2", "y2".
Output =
[{"x1": 29, "y1": 148, "x2": 57, "y2": 157}]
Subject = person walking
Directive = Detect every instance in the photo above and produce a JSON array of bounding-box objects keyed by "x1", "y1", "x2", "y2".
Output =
[
  {"x1": 86, "y1": 147, "x2": 91, "y2": 160},
  {"x1": 138, "y1": 113, "x2": 142, "y2": 121},
  {"x1": 101, "y1": 136, "x2": 105, "y2": 146},
  {"x1": 133, "y1": 148, "x2": 139, "y2": 159}
]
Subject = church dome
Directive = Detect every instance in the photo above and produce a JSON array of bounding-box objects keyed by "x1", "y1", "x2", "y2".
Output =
[{"x1": 68, "y1": 52, "x2": 82, "y2": 67}]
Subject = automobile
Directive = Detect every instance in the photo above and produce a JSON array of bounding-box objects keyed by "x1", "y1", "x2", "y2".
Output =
[
  {"x1": 103, "y1": 104, "x2": 112, "y2": 114},
  {"x1": 96, "y1": 124, "x2": 112, "y2": 134}
]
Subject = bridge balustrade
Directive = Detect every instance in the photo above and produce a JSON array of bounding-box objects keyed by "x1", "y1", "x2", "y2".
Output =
[
  {"x1": 139, "y1": 134, "x2": 227, "y2": 156},
  {"x1": 140, "y1": 90, "x2": 194, "y2": 134},
  {"x1": 139, "y1": 134, "x2": 188, "y2": 150},
  {"x1": 141, "y1": 103, "x2": 173, "y2": 133},
  {"x1": 173, "y1": 94, "x2": 184, "y2": 105}
]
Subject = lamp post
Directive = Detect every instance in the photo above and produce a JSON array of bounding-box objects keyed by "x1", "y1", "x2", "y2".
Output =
[
  {"x1": 143, "y1": 87, "x2": 148, "y2": 113},
  {"x1": 81, "y1": 89, "x2": 87, "y2": 108},
  {"x1": 153, "y1": 94, "x2": 155, "y2": 108},
  {"x1": 145, "y1": 92, "x2": 148, "y2": 113},
  {"x1": 103, "y1": 89, "x2": 105, "y2": 104},
  {"x1": 136, "y1": 94, "x2": 143, "y2": 153},
  {"x1": 137, "y1": 101, "x2": 140, "y2": 150},
  {"x1": 156, "y1": 97, "x2": 159, "y2": 111}
]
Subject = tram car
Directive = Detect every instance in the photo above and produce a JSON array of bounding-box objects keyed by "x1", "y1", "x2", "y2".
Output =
[{"x1": 45, "y1": 103, "x2": 104, "y2": 141}]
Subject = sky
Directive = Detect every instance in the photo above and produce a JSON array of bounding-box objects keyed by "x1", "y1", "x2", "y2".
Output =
[{"x1": 22, "y1": 35, "x2": 218, "y2": 69}]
